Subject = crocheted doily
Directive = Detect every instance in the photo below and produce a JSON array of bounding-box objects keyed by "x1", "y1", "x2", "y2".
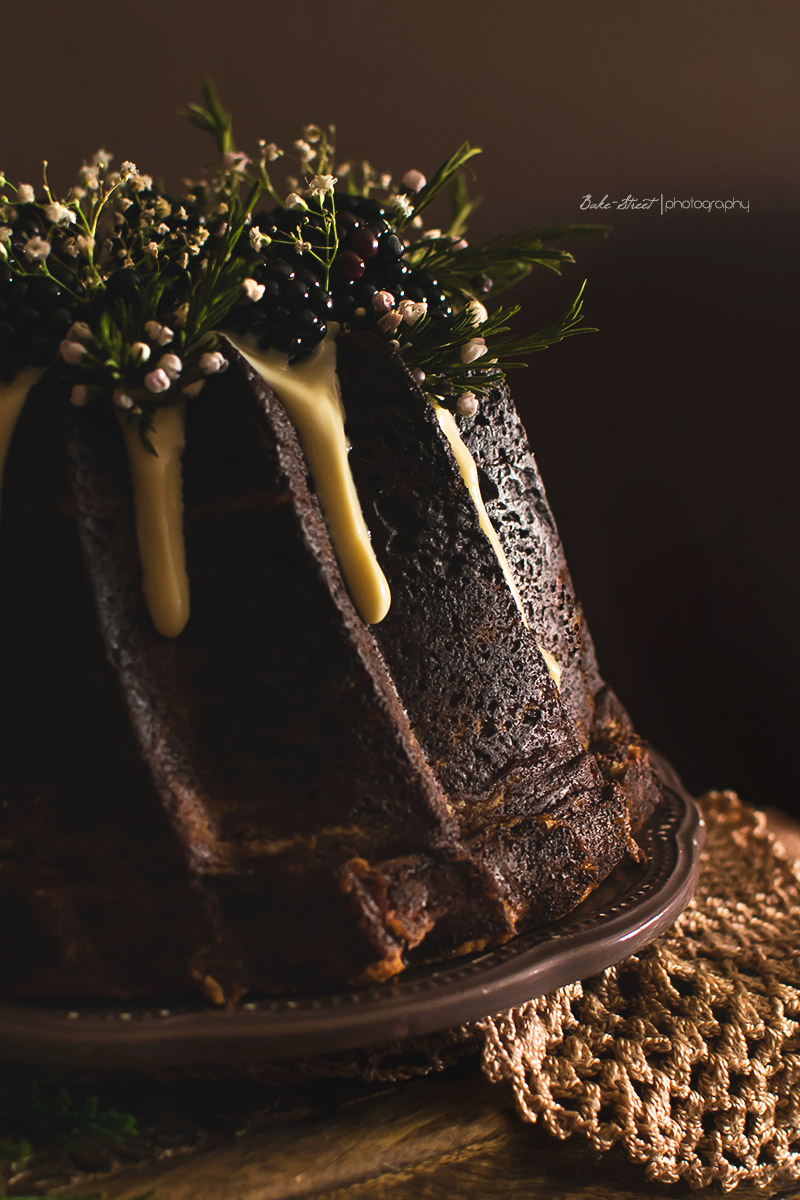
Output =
[{"x1": 477, "y1": 792, "x2": 800, "y2": 1191}]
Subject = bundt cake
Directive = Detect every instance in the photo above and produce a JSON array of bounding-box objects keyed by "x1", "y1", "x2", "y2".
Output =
[{"x1": 0, "y1": 88, "x2": 662, "y2": 1004}]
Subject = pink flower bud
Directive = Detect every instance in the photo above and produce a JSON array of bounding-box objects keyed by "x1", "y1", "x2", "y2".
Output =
[
  {"x1": 402, "y1": 169, "x2": 427, "y2": 192},
  {"x1": 60, "y1": 338, "x2": 86, "y2": 365},
  {"x1": 159, "y1": 353, "x2": 183, "y2": 380},
  {"x1": 144, "y1": 368, "x2": 171, "y2": 393},
  {"x1": 372, "y1": 290, "x2": 395, "y2": 314},
  {"x1": 199, "y1": 351, "x2": 229, "y2": 375}
]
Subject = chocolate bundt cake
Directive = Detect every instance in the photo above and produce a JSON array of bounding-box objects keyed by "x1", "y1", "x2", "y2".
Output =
[{"x1": 0, "y1": 91, "x2": 661, "y2": 1003}]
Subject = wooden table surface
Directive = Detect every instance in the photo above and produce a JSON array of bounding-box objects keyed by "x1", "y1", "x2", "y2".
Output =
[{"x1": 4, "y1": 810, "x2": 799, "y2": 1199}]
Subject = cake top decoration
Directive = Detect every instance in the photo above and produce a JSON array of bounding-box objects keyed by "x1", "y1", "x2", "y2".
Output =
[{"x1": 0, "y1": 82, "x2": 603, "y2": 452}]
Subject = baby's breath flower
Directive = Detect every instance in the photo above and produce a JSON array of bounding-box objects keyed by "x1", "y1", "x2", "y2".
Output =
[
  {"x1": 91, "y1": 149, "x2": 112, "y2": 168},
  {"x1": 223, "y1": 150, "x2": 250, "y2": 172},
  {"x1": 145, "y1": 367, "x2": 171, "y2": 393},
  {"x1": 159, "y1": 353, "x2": 183, "y2": 380},
  {"x1": 460, "y1": 336, "x2": 488, "y2": 363},
  {"x1": 18, "y1": 183, "x2": 36, "y2": 203},
  {"x1": 75, "y1": 233, "x2": 94, "y2": 257},
  {"x1": 146, "y1": 241, "x2": 160, "y2": 257},
  {"x1": 23, "y1": 235, "x2": 50, "y2": 262},
  {"x1": 302, "y1": 123, "x2": 322, "y2": 144},
  {"x1": 199, "y1": 350, "x2": 229, "y2": 375},
  {"x1": 378, "y1": 310, "x2": 403, "y2": 334},
  {"x1": 130, "y1": 172, "x2": 153, "y2": 192},
  {"x1": 241, "y1": 278, "x2": 265, "y2": 302},
  {"x1": 306, "y1": 173, "x2": 337, "y2": 198},
  {"x1": 59, "y1": 338, "x2": 87, "y2": 364},
  {"x1": 379, "y1": 173, "x2": 393, "y2": 190},
  {"x1": 372, "y1": 290, "x2": 395, "y2": 314},
  {"x1": 156, "y1": 222, "x2": 170, "y2": 236},
  {"x1": 456, "y1": 391, "x2": 478, "y2": 417},
  {"x1": 67, "y1": 321, "x2": 92, "y2": 343},
  {"x1": 293, "y1": 139, "x2": 314, "y2": 163},
  {"x1": 284, "y1": 192, "x2": 308, "y2": 211},
  {"x1": 293, "y1": 237, "x2": 311, "y2": 254},
  {"x1": 388, "y1": 193, "x2": 413, "y2": 218},
  {"x1": 261, "y1": 141, "x2": 283, "y2": 162},
  {"x1": 79, "y1": 165, "x2": 100, "y2": 191},
  {"x1": 144, "y1": 320, "x2": 173, "y2": 345},
  {"x1": 402, "y1": 169, "x2": 426, "y2": 192},
  {"x1": 249, "y1": 227, "x2": 268, "y2": 252},
  {"x1": 466, "y1": 299, "x2": 488, "y2": 325},
  {"x1": 397, "y1": 298, "x2": 427, "y2": 325},
  {"x1": 119, "y1": 160, "x2": 137, "y2": 178}
]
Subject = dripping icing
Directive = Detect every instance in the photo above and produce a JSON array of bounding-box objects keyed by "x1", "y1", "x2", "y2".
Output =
[
  {"x1": 432, "y1": 401, "x2": 561, "y2": 689},
  {"x1": 0, "y1": 367, "x2": 47, "y2": 512},
  {"x1": 223, "y1": 329, "x2": 391, "y2": 626},
  {"x1": 120, "y1": 403, "x2": 190, "y2": 638}
]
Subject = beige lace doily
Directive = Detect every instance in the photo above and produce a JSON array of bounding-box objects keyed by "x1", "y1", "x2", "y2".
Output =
[{"x1": 477, "y1": 792, "x2": 800, "y2": 1191}]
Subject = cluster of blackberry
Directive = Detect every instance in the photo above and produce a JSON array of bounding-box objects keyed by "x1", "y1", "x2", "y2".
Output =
[
  {"x1": 0, "y1": 209, "x2": 83, "y2": 383},
  {"x1": 224, "y1": 194, "x2": 453, "y2": 362}
]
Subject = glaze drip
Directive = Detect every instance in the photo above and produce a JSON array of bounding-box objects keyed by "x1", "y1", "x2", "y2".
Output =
[
  {"x1": 121, "y1": 403, "x2": 190, "y2": 637},
  {"x1": 433, "y1": 400, "x2": 561, "y2": 688},
  {"x1": 224, "y1": 330, "x2": 391, "y2": 626}
]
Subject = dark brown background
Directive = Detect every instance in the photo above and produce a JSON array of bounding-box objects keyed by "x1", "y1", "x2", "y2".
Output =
[{"x1": 3, "y1": 0, "x2": 799, "y2": 808}]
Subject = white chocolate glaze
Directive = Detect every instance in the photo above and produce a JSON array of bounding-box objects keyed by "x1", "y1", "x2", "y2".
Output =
[
  {"x1": 121, "y1": 403, "x2": 190, "y2": 637},
  {"x1": 0, "y1": 367, "x2": 46, "y2": 511},
  {"x1": 224, "y1": 330, "x2": 391, "y2": 626},
  {"x1": 433, "y1": 401, "x2": 561, "y2": 688}
]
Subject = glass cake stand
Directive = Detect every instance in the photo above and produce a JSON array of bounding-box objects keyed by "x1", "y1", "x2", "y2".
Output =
[{"x1": 0, "y1": 753, "x2": 704, "y2": 1068}]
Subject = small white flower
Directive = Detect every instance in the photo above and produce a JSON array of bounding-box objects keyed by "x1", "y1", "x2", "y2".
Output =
[
  {"x1": 119, "y1": 160, "x2": 137, "y2": 178},
  {"x1": 75, "y1": 233, "x2": 94, "y2": 257},
  {"x1": 388, "y1": 193, "x2": 413, "y2": 218},
  {"x1": 23, "y1": 235, "x2": 51, "y2": 262},
  {"x1": 146, "y1": 241, "x2": 160, "y2": 257},
  {"x1": 293, "y1": 139, "x2": 314, "y2": 162},
  {"x1": 284, "y1": 192, "x2": 308, "y2": 211},
  {"x1": 60, "y1": 339, "x2": 87, "y2": 365},
  {"x1": 91, "y1": 149, "x2": 112, "y2": 168},
  {"x1": 379, "y1": 172, "x2": 393, "y2": 190},
  {"x1": 199, "y1": 350, "x2": 229, "y2": 375},
  {"x1": 460, "y1": 337, "x2": 488, "y2": 363},
  {"x1": 79, "y1": 165, "x2": 100, "y2": 191},
  {"x1": 69, "y1": 384, "x2": 89, "y2": 407},
  {"x1": 241, "y1": 277, "x2": 265, "y2": 302},
  {"x1": 159, "y1": 353, "x2": 183, "y2": 380},
  {"x1": 466, "y1": 299, "x2": 488, "y2": 325},
  {"x1": 131, "y1": 173, "x2": 153, "y2": 193},
  {"x1": 302, "y1": 123, "x2": 322, "y2": 144},
  {"x1": 223, "y1": 150, "x2": 251, "y2": 172},
  {"x1": 397, "y1": 298, "x2": 427, "y2": 325},
  {"x1": 66, "y1": 321, "x2": 92, "y2": 343},
  {"x1": 372, "y1": 290, "x2": 395, "y2": 314},
  {"x1": 17, "y1": 183, "x2": 35, "y2": 203},
  {"x1": 156, "y1": 222, "x2": 171, "y2": 236},
  {"x1": 402, "y1": 169, "x2": 426, "y2": 193},
  {"x1": 113, "y1": 388, "x2": 134, "y2": 409},
  {"x1": 44, "y1": 202, "x2": 75, "y2": 226},
  {"x1": 144, "y1": 320, "x2": 173, "y2": 345},
  {"x1": 145, "y1": 368, "x2": 171, "y2": 393},
  {"x1": 181, "y1": 379, "x2": 206, "y2": 397},
  {"x1": 293, "y1": 237, "x2": 311, "y2": 254},
  {"x1": 261, "y1": 141, "x2": 282, "y2": 162},
  {"x1": 456, "y1": 391, "x2": 478, "y2": 417},
  {"x1": 249, "y1": 227, "x2": 266, "y2": 252},
  {"x1": 130, "y1": 341, "x2": 150, "y2": 364},
  {"x1": 306, "y1": 174, "x2": 337, "y2": 198},
  {"x1": 378, "y1": 310, "x2": 403, "y2": 334}
]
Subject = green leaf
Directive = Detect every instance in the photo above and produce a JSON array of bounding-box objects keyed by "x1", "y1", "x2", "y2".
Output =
[
  {"x1": 180, "y1": 78, "x2": 235, "y2": 155},
  {"x1": 408, "y1": 142, "x2": 482, "y2": 221}
]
